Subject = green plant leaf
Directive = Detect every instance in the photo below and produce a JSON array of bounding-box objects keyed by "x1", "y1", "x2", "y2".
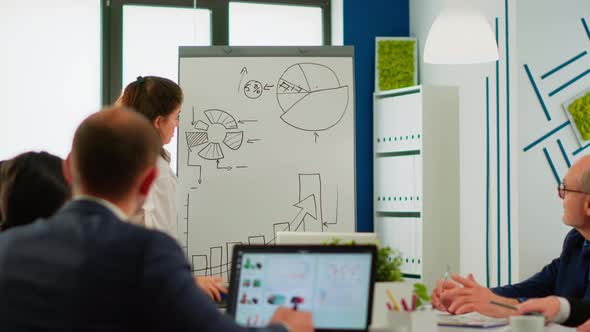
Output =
[
  {"x1": 376, "y1": 246, "x2": 404, "y2": 282},
  {"x1": 413, "y1": 282, "x2": 431, "y2": 306}
]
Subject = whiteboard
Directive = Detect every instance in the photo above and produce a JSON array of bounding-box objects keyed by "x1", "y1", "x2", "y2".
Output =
[{"x1": 177, "y1": 46, "x2": 356, "y2": 279}]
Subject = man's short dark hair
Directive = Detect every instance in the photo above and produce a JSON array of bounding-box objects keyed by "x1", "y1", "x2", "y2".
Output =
[{"x1": 72, "y1": 107, "x2": 161, "y2": 200}]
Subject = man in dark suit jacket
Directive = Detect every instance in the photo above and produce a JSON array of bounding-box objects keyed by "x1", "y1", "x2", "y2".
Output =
[
  {"x1": 0, "y1": 107, "x2": 312, "y2": 332},
  {"x1": 430, "y1": 154, "x2": 590, "y2": 318}
]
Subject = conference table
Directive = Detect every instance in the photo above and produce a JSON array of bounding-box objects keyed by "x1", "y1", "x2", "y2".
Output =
[
  {"x1": 369, "y1": 323, "x2": 575, "y2": 331},
  {"x1": 439, "y1": 324, "x2": 575, "y2": 332}
]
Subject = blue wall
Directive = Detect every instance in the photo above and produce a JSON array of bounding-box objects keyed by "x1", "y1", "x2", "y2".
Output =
[{"x1": 343, "y1": 0, "x2": 410, "y2": 232}]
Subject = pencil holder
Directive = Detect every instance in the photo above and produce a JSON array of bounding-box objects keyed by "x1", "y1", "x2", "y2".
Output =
[
  {"x1": 387, "y1": 309, "x2": 437, "y2": 332},
  {"x1": 372, "y1": 281, "x2": 414, "y2": 326}
]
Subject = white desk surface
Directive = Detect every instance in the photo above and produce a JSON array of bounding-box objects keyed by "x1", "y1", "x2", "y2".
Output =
[
  {"x1": 370, "y1": 324, "x2": 575, "y2": 332},
  {"x1": 440, "y1": 324, "x2": 575, "y2": 332}
]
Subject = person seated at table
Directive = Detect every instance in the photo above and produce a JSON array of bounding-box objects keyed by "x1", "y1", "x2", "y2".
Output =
[
  {"x1": 0, "y1": 151, "x2": 70, "y2": 231},
  {"x1": 432, "y1": 155, "x2": 590, "y2": 317}
]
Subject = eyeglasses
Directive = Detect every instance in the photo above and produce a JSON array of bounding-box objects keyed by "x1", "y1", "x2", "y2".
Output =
[{"x1": 558, "y1": 183, "x2": 590, "y2": 199}]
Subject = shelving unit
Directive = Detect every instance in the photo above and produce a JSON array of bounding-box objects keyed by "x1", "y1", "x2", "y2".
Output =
[{"x1": 373, "y1": 85, "x2": 460, "y2": 289}]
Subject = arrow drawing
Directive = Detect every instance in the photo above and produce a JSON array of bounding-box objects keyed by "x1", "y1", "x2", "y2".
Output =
[
  {"x1": 314, "y1": 132, "x2": 319, "y2": 143},
  {"x1": 266, "y1": 194, "x2": 317, "y2": 244},
  {"x1": 292, "y1": 194, "x2": 318, "y2": 231},
  {"x1": 247, "y1": 138, "x2": 262, "y2": 144},
  {"x1": 238, "y1": 119, "x2": 258, "y2": 124},
  {"x1": 186, "y1": 150, "x2": 203, "y2": 184},
  {"x1": 238, "y1": 67, "x2": 248, "y2": 93},
  {"x1": 216, "y1": 159, "x2": 232, "y2": 171},
  {"x1": 191, "y1": 106, "x2": 196, "y2": 126},
  {"x1": 322, "y1": 186, "x2": 338, "y2": 229}
]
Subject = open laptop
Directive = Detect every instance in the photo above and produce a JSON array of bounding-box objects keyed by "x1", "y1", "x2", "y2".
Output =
[
  {"x1": 276, "y1": 232, "x2": 378, "y2": 245},
  {"x1": 227, "y1": 245, "x2": 377, "y2": 332}
]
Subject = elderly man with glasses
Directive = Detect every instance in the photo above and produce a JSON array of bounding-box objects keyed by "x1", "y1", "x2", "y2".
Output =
[{"x1": 430, "y1": 155, "x2": 590, "y2": 324}]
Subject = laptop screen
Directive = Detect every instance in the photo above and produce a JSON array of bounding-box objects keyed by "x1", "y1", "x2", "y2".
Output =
[{"x1": 228, "y1": 245, "x2": 376, "y2": 331}]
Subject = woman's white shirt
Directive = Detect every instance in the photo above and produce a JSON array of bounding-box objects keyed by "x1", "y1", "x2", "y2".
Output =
[{"x1": 139, "y1": 153, "x2": 178, "y2": 240}]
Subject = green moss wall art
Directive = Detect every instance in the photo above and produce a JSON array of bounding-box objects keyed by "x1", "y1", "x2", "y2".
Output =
[
  {"x1": 563, "y1": 88, "x2": 590, "y2": 144},
  {"x1": 376, "y1": 37, "x2": 417, "y2": 91},
  {"x1": 568, "y1": 91, "x2": 590, "y2": 140}
]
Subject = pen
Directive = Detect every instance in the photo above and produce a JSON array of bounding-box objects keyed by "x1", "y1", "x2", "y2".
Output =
[
  {"x1": 386, "y1": 302, "x2": 393, "y2": 311},
  {"x1": 411, "y1": 293, "x2": 417, "y2": 311},
  {"x1": 401, "y1": 298, "x2": 410, "y2": 312},
  {"x1": 489, "y1": 300, "x2": 544, "y2": 317},
  {"x1": 386, "y1": 289, "x2": 401, "y2": 311},
  {"x1": 442, "y1": 264, "x2": 450, "y2": 288},
  {"x1": 489, "y1": 300, "x2": 517, "y2": 311}
]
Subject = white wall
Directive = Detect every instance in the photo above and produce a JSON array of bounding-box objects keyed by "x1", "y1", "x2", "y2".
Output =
[
  {"x1": 517, "y1": 0, "x2": 590, "y2": 278},
  {"x1": 412, "y1": 0, "x2": 590, "y2": 287},
  {"x1": 411, "y1": 0, "x2": 519, "y2": 287}
]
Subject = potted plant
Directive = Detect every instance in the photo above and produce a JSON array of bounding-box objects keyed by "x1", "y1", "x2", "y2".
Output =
[{"x1": 371, "y1": 245, "x2": 412, "y2": 326}]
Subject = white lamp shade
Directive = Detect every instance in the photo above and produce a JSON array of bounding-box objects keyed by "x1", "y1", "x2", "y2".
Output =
[{"x1": 424, "y1": 9, "x2": 499, "y2": 64}]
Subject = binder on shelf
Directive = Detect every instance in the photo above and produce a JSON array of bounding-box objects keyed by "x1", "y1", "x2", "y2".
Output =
[
  {"x1": 375, "y1": 155, "x2": 422, "y2": 212},
  {"x1": 374, "y1": 87, "x2": 423, "y2": 154},
  {"x1": 373, "y1": 85, "x2": 460, "y2": 290},
  {"x1": 376, "y1": 217, "x2": 422, "y2": 278}
]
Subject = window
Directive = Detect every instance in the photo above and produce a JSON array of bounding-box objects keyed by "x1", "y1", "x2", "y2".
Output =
[
  {"x1": 122, "y1": 5, "x2": 212, "y2": 170},
  {"x1": 0, "y1": 1, "x2": 331, "y2": 163},
  {"x1": 229, "y1": 2, "x2": 323, "y2": 46},
  {"x1": 104, "y1": 0, "x2": 331, "y2": 104},
  {"x1": 104, "y1": 0, "x2": 330, "y2": 172},
  {"x1": 0, "y1": 0, "x2": 101, "y2": 160},
  {"x1": 122, "y1": 5, "x2": 211, "y2": 86}
]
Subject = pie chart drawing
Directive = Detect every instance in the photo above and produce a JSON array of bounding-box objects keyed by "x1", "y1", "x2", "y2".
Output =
[
  {"x1": 185, "y1": 109, "x2": 244, "y2": 161},
  {"x1": 276, "y1": 63, "x2": 349, "y2": 132}
]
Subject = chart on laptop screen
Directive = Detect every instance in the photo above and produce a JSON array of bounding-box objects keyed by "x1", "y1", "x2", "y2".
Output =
[{"x1": 233, "y1": 252, "x2": 372, "y2": 329}]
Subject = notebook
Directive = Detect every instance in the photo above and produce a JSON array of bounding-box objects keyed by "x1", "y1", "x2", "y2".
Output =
[{"x1": 437, "y1": 311, "x2": 509, "y2": 328}]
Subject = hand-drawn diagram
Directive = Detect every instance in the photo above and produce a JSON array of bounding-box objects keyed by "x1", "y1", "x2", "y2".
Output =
[
  {"x1": 277, "y1": 63, "x2": 349, "y2": 133},
  {"x1": 266, "y1": 173, "x2": 323, "y2": 243},
  {"x1": 186, "y1": 108, "x2": 246, "y2": 180},
  {"x1": 185, "y1": 173, "x2": 339, "y2": 280},
  {"x1": 244, "y1": 80, "x2": 263, "y2": 99},
  {"x1": 239, "y1": 67, "x2": 274, "y2": 99}
]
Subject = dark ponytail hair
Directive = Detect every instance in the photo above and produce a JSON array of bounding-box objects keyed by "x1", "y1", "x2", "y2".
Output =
[{"x1": 119, "y1": 76, "x2": 183, "y2": 161}]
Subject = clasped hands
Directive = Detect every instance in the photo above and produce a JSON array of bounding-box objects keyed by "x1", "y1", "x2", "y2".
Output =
[
  {"x1": 431, "y1": 274, "x2": 518, "y2": 318},
  {"x1": 432, "y1": 275, "x2": 590, "y2": 331}
]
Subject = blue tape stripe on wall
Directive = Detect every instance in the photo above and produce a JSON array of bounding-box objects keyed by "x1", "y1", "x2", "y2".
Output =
[
  {"x1": 523, "y1": 120, "x2": 571, "y2": 152},
  {"x1": 486, "y1": 76, "x2": 491, "y2": 288},
  {"x1": 573, "y1": 143, "x2": 590, "y2": 156},
  {"x1": 505, "y1": 0, "x2": 512, "y2": 284},
  {"x1": 524, "y1": 64, "x2": 551, "y2": 121},
  {"x1": 557, "y1": 139, "x2": 572, "y2": 168},
  {"x1": 548, "y1": 69, "x2": 590, "y2": 97},
  {"x1": 541, "y1": 51, "x2": 588, "y2": 80},
  {"x1": 543, "y1": 148, "x2": 561, "y2": 185},
  {"x1": 495, "y1": 17, "x2": 501, "y2": 287},
  {"x1": 583, "y1": 18, "x2": 590, "y2": 40}
]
